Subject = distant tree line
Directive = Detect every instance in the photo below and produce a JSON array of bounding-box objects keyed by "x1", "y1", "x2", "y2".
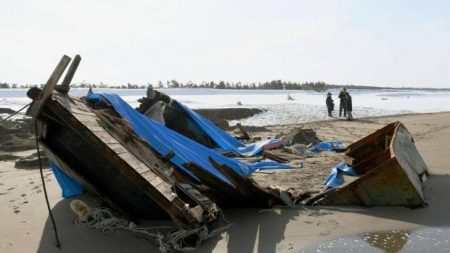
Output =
[{"x1": 1, "y1": 81, "x2": 448, "y2": 92}]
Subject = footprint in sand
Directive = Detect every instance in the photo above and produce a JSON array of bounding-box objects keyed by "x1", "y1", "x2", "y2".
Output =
[
  {"x1": 328, "y1": 219, "x2": 339, "y2": 225},
  {"x1": 319, "y1": 231, "x2": 332, "y2": 236}
]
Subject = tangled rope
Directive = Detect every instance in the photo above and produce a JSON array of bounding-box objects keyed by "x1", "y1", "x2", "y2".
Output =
[
  {"x1": 70, "y1": 200, "x2": 230, "y2": 252},
  {"x1": 0, "y1": 102, "x2": 31, "y2": 125}
]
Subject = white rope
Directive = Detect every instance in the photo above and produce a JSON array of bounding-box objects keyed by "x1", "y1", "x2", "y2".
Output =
[{"x1": 70, "y1": 200, "x2": 227, "y2": 252}]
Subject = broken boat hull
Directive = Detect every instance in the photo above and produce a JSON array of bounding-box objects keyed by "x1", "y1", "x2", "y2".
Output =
[{"x1": 320, "y1": 122, "x2": 429, "y2": 207}]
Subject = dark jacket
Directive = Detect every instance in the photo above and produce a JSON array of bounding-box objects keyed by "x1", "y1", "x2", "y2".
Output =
[
  {"x1": 344, "y1": 94, "x2": 352, "y2": 111},
  {"x1": 338, "y1": 90, "x2": 346, "y2": 105},
  {"x1": 326, "y1": 96, "x2": 334, "y2": 110}
]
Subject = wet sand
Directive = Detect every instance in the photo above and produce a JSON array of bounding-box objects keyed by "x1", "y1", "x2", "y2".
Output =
[{"x1": 1, "y1": 112, "x2": 450, "y2": 252}]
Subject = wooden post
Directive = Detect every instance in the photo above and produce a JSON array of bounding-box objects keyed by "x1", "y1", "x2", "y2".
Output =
[
  {"x1": 27, "y1": 55, "x2": 72, "y2": 118},
  {"x1": 58, "y1": 55, "x2": 81, "y2": 94}
]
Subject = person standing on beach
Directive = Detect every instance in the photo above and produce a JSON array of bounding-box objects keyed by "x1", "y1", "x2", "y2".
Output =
[
  {"x1": 326, "y1": 92, "x2": 334, "y2": 117},
  {"x1": 338, "y1": 88, "x2": 347, "y2": 117},
  {"x1": 344, "y1": 92, "x2": 353, "y2": 120}
]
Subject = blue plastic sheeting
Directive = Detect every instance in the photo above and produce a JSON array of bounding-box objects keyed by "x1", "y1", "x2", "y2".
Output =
[
  {"x1": 236, "y1": 139, "x2": 282, "y2": 157},
  {"x1": 310, "y1": 141, "x2": 346, "y2": 153},
  {"x1": 174, "y1": 101, "x2": 276, "y2": 157},
  {"x1": 175, "y1": 101, "x2": 245, "y2": 151},
  {"x1": 323, "y1": 161, "x2": 358, "y2": 188},
  {"x1": 49, "y1": 161, "x2": 84, "y2": 198},
  {"x1": 88, "y1": 93, "x2": 290, "y2": 185}
]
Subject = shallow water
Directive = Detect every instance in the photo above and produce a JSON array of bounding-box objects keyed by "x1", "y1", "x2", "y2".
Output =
[
  {"x1": 2, "y1": 88, "x2": 450, "y2": 126},
  {"x1": 304, "y1": 227, "x2": 450, "y2": 253}
]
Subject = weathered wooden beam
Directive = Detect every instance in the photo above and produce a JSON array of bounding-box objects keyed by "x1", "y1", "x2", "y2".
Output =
[
  {"x1": 27, "y1": 55, "x2": 71, "y2": 118},
  {"x1": 208, "y1": 157, "x2": 282, "y2": 207},
  {"x1": 183, "y1": 162, "x2": 244, "y2": 206},
  {"x1": 236, "y1": 123, "x2": 251, "y2": 140},
  {"x1": 58, "y1": 54, "x2": 81, "y2": 94}
]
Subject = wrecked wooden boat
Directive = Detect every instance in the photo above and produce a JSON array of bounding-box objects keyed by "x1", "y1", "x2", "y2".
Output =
[
  {"x1": 26, "y1": 54, "x2": 431, "y2": 251},
  {"x1": 315, "y1": 121, "x2": 430, "y2": 207},
  {"x1": 26, "y1": 55, "x2": 295, "y2": 248},
  {"x1": 27, "y1": 55, "x2": 227, "y2": 247}
]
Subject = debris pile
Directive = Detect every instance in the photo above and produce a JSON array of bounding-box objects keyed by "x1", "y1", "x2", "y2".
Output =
[{"x1": 25, "y1": 55, "x2": 431, "y2": 251}]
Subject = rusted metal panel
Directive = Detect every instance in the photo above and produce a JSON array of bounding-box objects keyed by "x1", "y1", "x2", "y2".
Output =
[{"x1": 319, "y1": 122, "x2": 429, "y2": 207}]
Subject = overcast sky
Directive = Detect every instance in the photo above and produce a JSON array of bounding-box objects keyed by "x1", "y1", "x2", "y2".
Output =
[{"x1": 1, "y1": 0, "x2": 449, "y2": 87}]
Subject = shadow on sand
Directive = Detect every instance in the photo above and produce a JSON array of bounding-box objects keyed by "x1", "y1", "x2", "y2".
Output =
[
  {"x1": 37, "y1": 194, "x2": 161, "y2": 253},
  {"x1": 37, "y1": 197, "x2": 298, "y2": 253},
  {"x1": 38, "y1": 174, "x2": 448, "y2": 253},
  {"x1": 198, "y1": 208, "x2": 298, "y2": 253}
]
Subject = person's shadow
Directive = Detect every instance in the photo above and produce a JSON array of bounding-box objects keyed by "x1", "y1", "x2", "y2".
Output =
[{"x1": 198, "y1": 207, "x2": 298, "y2": 253}]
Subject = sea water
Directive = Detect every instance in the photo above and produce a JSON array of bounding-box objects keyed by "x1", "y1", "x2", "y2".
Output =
[
  {"x1": 303, "y1": 227, "x2": 450, "y2": 253},
  {"x1": 1, "y1": 88, "x2": 450, "y2": 126}
]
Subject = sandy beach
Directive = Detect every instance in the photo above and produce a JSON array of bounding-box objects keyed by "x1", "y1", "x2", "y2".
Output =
[{"x1": 1, "y1": 111, "x2": 450, "y2": 252}]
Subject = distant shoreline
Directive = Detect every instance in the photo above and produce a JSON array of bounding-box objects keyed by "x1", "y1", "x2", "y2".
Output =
[{"x1": 1, "y1": 84, "x2": 449, "y2": 92}]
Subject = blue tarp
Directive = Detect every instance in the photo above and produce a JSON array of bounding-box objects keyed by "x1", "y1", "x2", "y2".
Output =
[
  {"x1": 323, "y1": 161, "x2": 358, "y2": 188},
  {"x1": 49, "y1": 161, "x2": 84, "y2": 198},
  {"x1": 309, "y1": 141, "x2": 346, "y2": 153},
  {"x1": 88, "y1": 93, "x2": 290, "y2": 186},
  {"x1": 173, "y1": 100, "x2": 277, "y2": 156},
  {"x1": 175, "y1": 101, "x2": 245, "y2": 151}
]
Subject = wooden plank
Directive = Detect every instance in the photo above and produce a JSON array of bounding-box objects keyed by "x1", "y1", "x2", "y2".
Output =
[
  {"x1": 28, "y1": 55, "x2": 71, "y2": 118},
  {"x1": 88, "y1": 126, "x2": 108, "y2": 132},
  {"x1": 94, "y1": 131, "x2": 119, "y2": 144},
  {"x1": 183, "y1": 162, "x2": 244, "y2": 206},
  {"x1": 208, "y1": 157, "x2": 281, "y2": 207},
  {"x1": 72, "y1": 109, "x2": 97, "y2": 117},
  {"x1": 108, "y1": 143, "x2": 128, "y2": 154},
  {"x1": 73, "y1": 114, "x2": 99, "y2": 123},
  {"x1": 140, "y1": 170, "x2": 157, "y2": 182}
]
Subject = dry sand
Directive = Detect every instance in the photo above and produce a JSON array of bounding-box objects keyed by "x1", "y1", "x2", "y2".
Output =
[{"x1": 1, "y1": 112, "x2": 450, "y2": 252}]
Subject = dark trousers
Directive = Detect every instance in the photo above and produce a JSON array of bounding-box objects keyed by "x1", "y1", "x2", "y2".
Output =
[{"x1": 339, "y1": 104, "x2": 346, "y2": 117}]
